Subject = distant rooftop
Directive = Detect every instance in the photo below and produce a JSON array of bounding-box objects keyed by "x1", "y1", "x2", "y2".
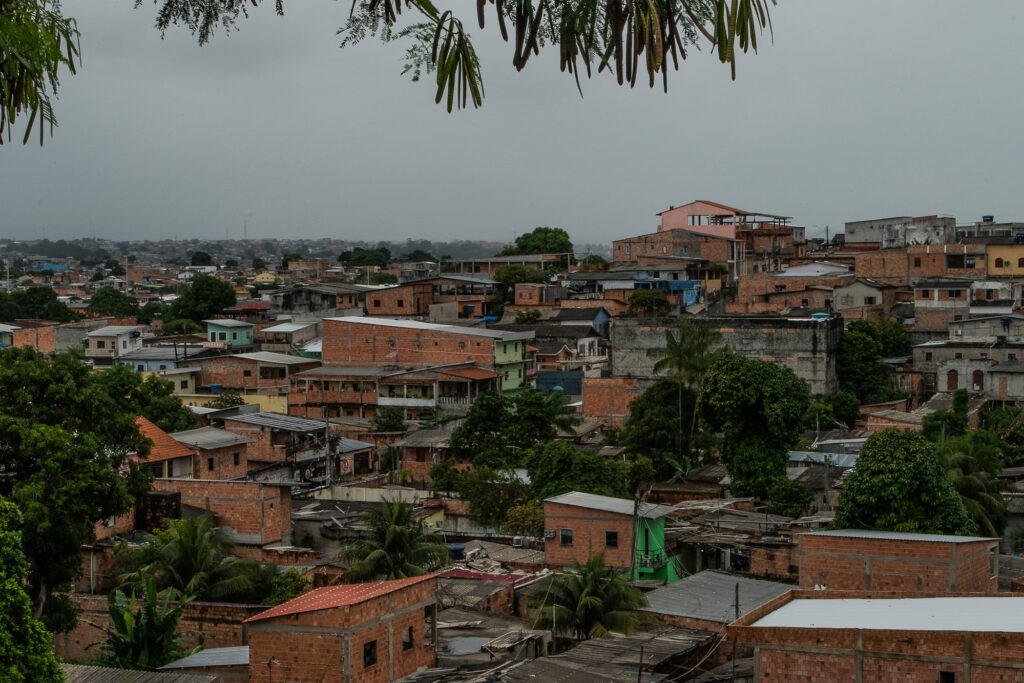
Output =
[
  {"x1": 160, "y1": 645, "x2": 249, "y2": 670},
  {"x1": 169, "y1": 425, "x2": 251, "y2": 450},
  {"x1": 245, "y1": 575, "x2": 433, "y2": 622},
  {"x1": 640, "y1": 570, "x2": 792, "y2": 623},
  {"x1": 87, "y1": 325, "x2": 142, "y2": 336},
  {"x1": 260, "y1": 322, "x2": 316, "y2": 334},
  {"x1": 224, "y1": 411, "x2": 328, "y2": 433},
  {"x1": 752, "y1": 597, "x2": 1024, "y2": 632},
  {"x1": 230, "y1": 351, "x2": 317, "y2": 365},
  {"x1": 327, "y1": 316, "x2": 533, "y2": 340},
  {"x1": 545, "y1": 491, "x2": 677, "y2": 519},
  {"x1": 202, "y1": 318, "x2": 253, "y2": 328}
]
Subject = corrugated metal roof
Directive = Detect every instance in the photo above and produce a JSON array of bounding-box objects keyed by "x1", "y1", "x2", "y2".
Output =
[
  {"x1": 170, "y1": 425, "x2": 251, "y2": 450},
  {"x1": 202, "y1": 318, "x2": 253, "y2": 327},
  {"x1": 639, "y1": 570, "x2": 793, "y2": 623},
  {"x1": 294, "y1": 365, "x2": 389, "y2": 378},
  {"x1": 62, "y1": 663, "x2": 215, "y2": 682},
  {"x1": 260, "y1": 322, "x2": 316, "y2": 334},
  {"x1": 161, "y1": 645, "x2": 250, "y2": 669},
  {"x1": 336, "y1": 437, "x2": 374, "y2": 453},
  {"x1": 803, "y1": 529, "x2": 997, "y2": 543},
  {"x1": 326, "y1": 316, "x2": 534, "y2": 341},
  {"x1": 231, "y1": 351, "x2": 317, "y2": 365},
  {"x1": 545, "y1": 491, "x2": 677, "y2": 519},
  {"x1": 87, "y1": 325, "x2": 142, "y2": 336},
  {"x1": 245, "y1": 575, "x2": 433, "y2": 622},
  {"x1": 224, "y1": 411, "x2": 329, "y2": 432}
]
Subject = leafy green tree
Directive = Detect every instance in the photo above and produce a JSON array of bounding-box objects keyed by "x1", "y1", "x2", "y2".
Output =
[
  {"x1": 492, "y1": 264, "x2": 547, "y2": 314},
  {"x1": 340, "y1": 247, "x2": 391, "y2": 268},
  {"x1": 621, "y1": 378, "x2": 697, "y2": 480},
  {"x1": 189, "y1": 251, "x2": 213, "y2": 267},
  {"x1": 104, "y1": 258, "x2": 126, "y2": 277},
  {"x1": 650, "y1": 319, "x2": 722, "y2": 460},
  {"x1": 206, "y1": 389, "x2": 247, "y2": 410},
  {"x1": 454, "y1": 468, "x2": 531, "y2": 527},
  {"x1": 373, "y1": 406, "x2": 406, "y2": 432},
  {"x1": 499, "y1": 227, "x2": 572, "y2": 256},
  {"x1": 876, "y1": 316, "x2": 911, "y2": 356},
  {"x1": 833, "y1": 429, "x2": 978, "y2": 535},
  {"x1": 137, "y1": 301, "x2": 168, "y2": 325},
  {"x1": 88, "y1": 285, "x2": 140, "y2": 317},
  {"x1": 338, "y1": 501, "x2": 450, "y2": 582},
  {"x1": 251, "y1": 257, "x2": 266, "y2": 270},
  {"x1": 0, "y1": 286, "x2": 75, "y2": 322},
  {"x1": 524, "y1": 440, "x2": 627, "y2": 501},
  {"x1": 224, "y1": 259, "x2": 238, "y2": 268},
  {"x1": 117, "y1": 515, "x2": 265, "y2": 601},
  {"x1": 0, "y1": 347, "x2": 152, "y2": 625},
  {"x1": 766, "y1": 479, "x2": 814, "y2": 518},
  {"x1": 922, "y1": 388, "x2": 969, "y2": 443},
  {"x1": 983, "y1": 405, "x2": 1024, "y2": 466},
  {"x1": 515, "y1": 308, "x2": 542, "y2": 323},
  {"x1": 699, "y1": 350, "x2": 810, "y2": 498},
  {"x1": 368, "y1": 272, "x2": 398, "y2": 285},
  {"x1": 939, "y1": 431, "x2": 1008, "y2": 537},
  {"x1": 160, "y1": 318, "x2": 200, "y2": 336},
  {"x1": 402, "y1": 249, "x2": 436, "y2": 262},
  {"x1": 281, "y1": 252, "x2": 302, "y2": 269},
  {"x1": 97, "y1": 364, "x2": 197, "y2": 433},
  {"x1": 828, "y1": 390, "x2": 861, "y2": 429},
  {"x1": 628, "y1": 288, "x2": 670, "y2": 316},
  {"x1": 88, "y1": 578, "x2": 199, "y2": 670},
  {"x1": 167, "y1": 275, "x2": 236, "y2": 323},
  {"x1": 511, "y1": 390, "x2": 581, "y2": 444},
  {"x1": 0, "y1": 499, "x2": 62, "y2": 682},
  {"x1": 263, "y1": 569, "x2": 308, "y2": 606},
  {"x1": 501, "y1": 501, "x2": 545, "y2": 536},
  {"x1": 837, "y1": 319, "x2": 902, "y2": 404},
  {"x1": 527, "y1": 554, "x2": 649, "y2": 641},
  {"x1": 428, "y1": 458, "x2": 460, "y2": 491}
]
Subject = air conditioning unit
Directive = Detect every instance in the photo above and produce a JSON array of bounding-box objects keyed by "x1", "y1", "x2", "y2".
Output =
[
  {"x1": 544, "y1": 529, "x2": 556, "y2": 539},
  {"x1": 512, "y1": 536, "x2": 524, "y2": 547}
]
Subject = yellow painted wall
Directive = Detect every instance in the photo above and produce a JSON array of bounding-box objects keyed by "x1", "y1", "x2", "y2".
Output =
[
  {"x1": 986, "y1": 244, "x2": 1024, "y2": 276},
  {"x1": 177, "y1": 393, "x2": 288, "y2": 413}
]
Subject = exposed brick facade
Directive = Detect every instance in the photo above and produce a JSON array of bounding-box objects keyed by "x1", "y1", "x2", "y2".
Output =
[
  {"x1": 152, "y1": 479, "x2": 292, "y2": 546},
  {"x1": 798, "y1": 533, "x2": 998, "y2": 594},
  {"x1": 323, "y1": 319, "x2": 498, "y2": 367},
  {"x1": 184, "y1": 356, "x2": 320, "y2": 395},
  {"x1": 246, "y1": 578, "x2": 437, "y2": 683},
  {"x1": 581, "y1": 377, "x2": 640, "y2": 426},
  {"x1": 543, "y1": 501, "x2": 635, "y2": 570}
]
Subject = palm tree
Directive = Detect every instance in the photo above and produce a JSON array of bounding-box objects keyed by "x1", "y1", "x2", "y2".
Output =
[
  {"x1": 649, "y1": 320, "x2": 722, "y2": 460},
  {"x1": 940, "y1": 434, "x2": 1008, "y2": 537},
  {"x1": 543, "y1": 391, "x2": 582, "y2": 436},
  {"x1": 117, "y1": 515, "x2": 261, "y2": 601},
  {"x1": 527, "y1": 554, "x2": 649, "y2": 640},
  {"x1": 338, "y1": 500, "x2": 451, "y2": 582}
]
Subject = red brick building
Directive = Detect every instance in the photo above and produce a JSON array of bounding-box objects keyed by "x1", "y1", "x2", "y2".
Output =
[
  {"x1": 581, "y1": 377, "x2": 640, "y2": 426},
  {"x1": 798, "y1": 529, "x2": 999, "y2": 594},
  {"x1": 134, "y1": 416, "x2": 198, "y2": 479},
  {"x1": 182, "y1": 351, "x2": 320, "y2": 395},
  {"x1": 730, "y1": 591, "x2": 1024, "y2": 682},
  {"x1": 169, "y1": 425, "x2": 252, "y2": 480},
  {"x1": 364, "y1": 276, "x2": 497, "y2": 318},
  {"x1": 151, "y1": 478, "x2": 293, "y2": 546},
  {"x1": 244, "y1": 575, "x2": 438, "y2": 682}
]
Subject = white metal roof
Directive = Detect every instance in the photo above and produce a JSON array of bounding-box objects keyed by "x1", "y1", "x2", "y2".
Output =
[
  {"x1": 545, "y1": 491, "x2": 677, "y2": 519},
  {"x1": 260, "y1": 322, "x2": 316, "y2": 334},
  {"x1": 87, "y1": 325, "x2": 142, "y2": 336},
  {"x1": 803, "y1": 529, "x2": 996, "y2": 543},
  {"x1": 230, "y1": 351, "x2": 317, "y2": 365},
  {"x1": 203, "y1": 318, "x2": 253, "y2": 328},
  {"x1": 0, "y1": 323, "x2": 20, "y2": 332},
  {"x1": 326, "y1": 316, "x2": 534, "y2": 341},
  {"x1": 752, "y1": 597, "x2": 1024, "y2": 632}
]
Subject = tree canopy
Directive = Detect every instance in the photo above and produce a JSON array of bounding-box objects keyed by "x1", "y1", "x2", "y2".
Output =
[
  {"x1": 340, "y1": 247, "x2": 391, "y2": 268},
  {"x1": 836, "y1": 318, "x2": 905, "y2": 404},
  {"x1": 833, "y1": 429, "x2": 978, "y2": 535},
  {"x1": 0, "y1": 498, "x2": 62, "y2": 682},
  {"x1": 338, "y1": 501, "x2": 450, "y2": 582},
  {"x1": 167, "y1": 275, "x2": 236, "y2": 323},
  {"x1": 0, "y1": 286, "x2": 76, "y2": 322},
  {"x1": 523, "y1": 440, "x2": 627, "y2": 501},
  {"x1": 88, "y1": 286, "x2": 140, "y2": 318},
  {"x1": 499, "y1": 227, "x2": 572, "y2": 256},
  {"x1": 189, "y1": 251, "x2": 213, "y2": 267},
  {"x1": 699, "y1": 350, "x2": 809, "y2": 498}
]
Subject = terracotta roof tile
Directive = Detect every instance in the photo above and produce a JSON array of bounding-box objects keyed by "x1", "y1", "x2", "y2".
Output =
[
  {"x1": 135, "y1": 417, "x2": 197, "y2": 463},
  {"x1": 244, "y1": 575, "x2": 434, "y2": 623}
]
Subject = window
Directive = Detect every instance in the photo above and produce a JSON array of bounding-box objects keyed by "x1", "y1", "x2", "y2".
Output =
[
  {"x1": 948, "y1": 289, "x2": 962, "y2": 298},
  {"x1": 1011, "y1": 354, "x2": 1018, "y2": 361},
  {"x1": 966, "y1": 256, "x2": 976, "y2": 267},
  {"x1": 180, "y1": 380, "x2": 188, "y2": 389},
  {"x1": 219, "y1": 332, "x2": 227, "y2": 341},
  {"x1": 863, "y1": 296, "x2": 876, "y2": 305},
  {"x1": 981, "y1": 352, "x2": 989, "y2": 359},
  {"x1": 955, "y1": 352, "x2": 963, "y2": 359},
  {"x1": 232, "y1": 332, "x2": 238, "y2": 340},
  {"x1": 96, "y1": 340, "x2": 106, "y2": 349},
  {"x1": 925, "y1": 352, "x2": 933, "y2": 361},
  {"x1": 560, "y1": 529, "x2": 573, "y2": 547},
  {"x1": 996, "y1": 258, "x2": 1004, "y2": 268},
  {"x1": 939, "y1": 671, "x2": 956, "y2": 683},
  {"x1": 954, "y1": 315, "x2": 963, "y2": 321},
  {"x1": 243, "y1": 369, "x2": 252, "y2": 377},
  {"x1": 605, "y1": 531, "x2": 618, "y2": 548},
  {"x1": 373, "y1": 299, "x2": 381, "y2": 308},
  {"x1": 801, "y1": 299, "x2": 809, "y2": 307},
  {"x1": 363, "y1": 641, "x2": 377, "y2": 668},
  {"x1": 207, "y1": 457, "x2": 214, "y2": 471},
  {"x1": 920, "y1": 289, "x2": 931, "y2": 298},
  {"x1": 402, "y1": 626, "x2": 414, "y2": 651},
  {"x1": 137, "y1": 365, "x2": 145, "y2": 372},
  {"x1": 397, "y1": 299, "x2": 404, "y2": 307},
  {"x1": 121, "y1": 340, "x2": 127, "y2": 349},
  {"x1": 458, "y1": 342, "x2": 466, "y2": 349},
  {"x1": 914, "y1": 257, "x2": 922, "y2": 267},
  {"x1": 233, "y1": 452, "x2": 240, "y2": 466}
]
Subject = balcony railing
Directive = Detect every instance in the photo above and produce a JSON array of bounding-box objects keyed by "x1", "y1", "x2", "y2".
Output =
[
  {"x1": 636, "y1": 551, "x2": 668, "y2": 569},
  {"x1": 287, "y1": 390, "x2": 377, "y2": 405}
]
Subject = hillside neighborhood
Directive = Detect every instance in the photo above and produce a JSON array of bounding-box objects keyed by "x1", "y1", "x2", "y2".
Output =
[{"x1": 8, "y1": 201, "x2": 1024, "y2": 681}]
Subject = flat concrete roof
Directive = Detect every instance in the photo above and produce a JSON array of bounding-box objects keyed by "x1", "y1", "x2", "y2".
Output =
[{"x1": 752, "y1": 597, "x2": 1024, "y2": 632}]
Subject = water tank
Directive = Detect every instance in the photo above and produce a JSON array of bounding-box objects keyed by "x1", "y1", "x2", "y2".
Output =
[
  {"x1": 811, "y1": 312, "x2": 830, "y2": 320},
  {"x1": 983, "y1": 215, "x2": 995, "y2": 223},
  {"x1": 210, "y1": 384, "x2": 223, "y2": 394}
]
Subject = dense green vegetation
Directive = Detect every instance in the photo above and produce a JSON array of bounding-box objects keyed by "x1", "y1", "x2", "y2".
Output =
[{"x1": 338, "y1": 501, "x2": 451, "y2": 582}]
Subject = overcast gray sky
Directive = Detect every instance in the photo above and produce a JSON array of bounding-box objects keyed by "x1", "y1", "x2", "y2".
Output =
[{"x1": 2, "y1": 1, "x2": 1022, "y2": 244}]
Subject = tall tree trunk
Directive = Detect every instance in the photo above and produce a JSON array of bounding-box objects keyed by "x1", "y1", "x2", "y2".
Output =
[{"x1": 32, "y1": 579, "x2": 47, "y2": 621}]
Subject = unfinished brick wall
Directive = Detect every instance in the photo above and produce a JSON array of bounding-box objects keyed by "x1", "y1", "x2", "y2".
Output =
[
  {"x1": 581, "y1": 377, "x2": 639, "y2": 426},
  {"x1": 152, "y1": 479, "x2": 291, "y2": 546},
  {"x1": 247, "y1": 578, "x2": 436, "y2": 683},
  {"x1": 365, "y1": 283, "x2": 431, "y2": 316},
  {"x1": 12, "y1": 325, "x2": 56, "y2": 354},
  {"x1": 322, "y1": 320, "x2": 496, "y2": 367},
  {"x1": 543, "y1": 501, "x2": 634, "y2": 570},
  {"x1": 748, "y1": 544, "x2": 799, "y2": 582},
  {"x1": 186, "y1": 357, "x2": 319, "y2": 395},
  {"x1": 798, "y1": 534, "x2": 998, "y2": 593},
  {"x1": 54, "y1": 593, "x2": 265, "y2": 661},
  {"x1": 221, "y1": 420, "x2": 287, "y2": 464}
]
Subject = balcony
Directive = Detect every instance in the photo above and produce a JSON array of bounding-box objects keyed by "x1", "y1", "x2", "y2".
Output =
[
  {"x1": 287, "y1": 390, "x2": 377, "y2": 405},
  {"x1": 636, "y1": 550, "x2": 668, "y2": 569},
  {"x1": 377, "y1": 396, "x2": 436, "y2": 408}
]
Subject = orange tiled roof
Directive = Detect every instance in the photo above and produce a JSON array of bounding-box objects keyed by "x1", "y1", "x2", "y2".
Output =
[
  {"x1": 244, "y1": 575, "x2": 434, "y2": 623},
  {"x1": 439, "y1": 367, "x2": 499, "y2": 381},
  {"x1": 135, "y1": 416, "x2": 197, "y2": 463}
]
